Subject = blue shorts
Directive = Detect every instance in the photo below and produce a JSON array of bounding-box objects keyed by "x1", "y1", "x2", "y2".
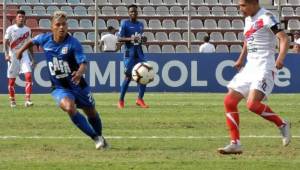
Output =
[
  {"x1": 123, "y1": 47, "x2": 146, "y2": 77},
  {"x1": 51, "y1": 87, "x2": 95, "y2": 109}
]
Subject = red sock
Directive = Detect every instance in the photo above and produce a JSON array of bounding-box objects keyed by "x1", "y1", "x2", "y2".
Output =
[
  {"x1": 224, "y1": 94, "x2": 240, "y2": 144},
  {"x1": 25, "y1": 72, "x2": 32, "y2": 101},
  {"x1": 247, "y1": 101, "x2": 284, "y2": 127},
  {"x1": 8, "y1": 78, "x2": 16, "y2": 101}
]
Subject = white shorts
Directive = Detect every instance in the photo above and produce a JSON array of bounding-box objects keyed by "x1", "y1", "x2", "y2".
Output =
[
  {"x1": 227, "y1": 68, "x2": 275, "y2": 98},
  {"x1": 7, "y1": 57, "x2": 32, "y2": 78}
]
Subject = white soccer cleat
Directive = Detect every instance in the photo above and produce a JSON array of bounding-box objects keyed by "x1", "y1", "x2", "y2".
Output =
[
  {"x1": 10, "y1": 101, "x2": 16, "y2": 108},
  {"x1": 218, "y1": 143, "x2": 243, "y2": 155},
  {"x1": 279, "y1": 121, "x2": 291, "y2": 146},
  {"x1": 94, "y1": 136, "x2": 109, "y2": 150},
  {"x1": 24, "y1": 100, "x2": 34, "y2": 107}
]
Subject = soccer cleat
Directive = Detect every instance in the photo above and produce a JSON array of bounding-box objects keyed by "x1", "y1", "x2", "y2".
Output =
[
  {"x1": 94, "y1": 136, "x2": 109, "y2": 150},
  {"x1": 217, "y1": 143, "x2": 243, "y2": 155},
  {"x1": 279, "y1": 121, "x2": 291, "y2": 146},
  {"x1": 10, "y1": 101, "x2": 16, "y2": 108},
  {"x1": 136, "y1": 98, "x2": 149, "y2": 108},
  {"x1": 24, "y1": 100, "x2": 34, "y2": 107},
  {"x1": 118, "y1": 100, "x2": 125, "y2": 109}
]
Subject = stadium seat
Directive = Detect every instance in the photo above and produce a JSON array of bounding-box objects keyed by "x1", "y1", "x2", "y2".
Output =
[
  {"x1": 281, "y1": 7, "x2": 294, "y2": 16},
  {"x1": 61, "y1": 6, "x2": 74, "y2": 16},
  {"x1": 54, "y1": 0, "x2": 67, "y2": 3},
  {"x1": 142, "y1": 45, "x2": 148, "y2": 53},
  {"x1": 155, "y1": 32, "x2": 168, "y2": 41},
  {"x1": 232, "y1": 19, "x2": 244, "y2": 29},
  {"x1": 295, "y1": 7, "x2": 300, "y2": 16},
  {"x1": 26, "y1": 18, "x2": 38, "y2": 27},
  {"x1": 288, "y1": 0, "x2": 300, "y2": 5},
  {"x1": 143, "y1": 6, "x2": 156, "y2": 16},
  {"x1": 219, "y1": 0, "x2": 232, "y2": 5},
  {"x1": 224, "y1": 32, "x2": 237, "y2": 41},
  {"x1": 116, "y1": 6, "x2": 128, "y2": 16},
  {"x1": 182, "y1": 32, "x2": 195, "y2": 41},
  {"x1": 138, "y1": 19, "x2": 148, "y2": 28},
  {"x1": 87, "y1": 32, "x2": 96, "y2": 41},
  {"x1": 156, "y1": 6, "x2": 170, "y2": 16},
  {"x1": 225, "y1": 7, "x2": 239, "y2": 16},
  {"x1": 212, "y1": 6, "x2": 225, "y2": 16},
  {"x1": 143, "y1": 32, "x2": 155, "y2": 41},
  {"x1": 230, "y1": 45, "x2": 242, "y2": 53},
  {"x1": 191, "y1": 45, "x2": 200, "y2": 53},
  {"x1": 232, "y1": 0, "x2": 239, "y2": 4},
  {"x1": 39, "y1": 19, "x2": 51, "y2": 28},
  {"x1": 287, "y1": 19, "x2": 300, "y2": 31},
  {"x1": 32, "y1": 6, "x2": 47, "y2": 16},
  {"x1": 26, "y1": 0, "x2": 39, "y2": 3},
  {"x1": 176, "y1": 45, "x2": 189, "y2": 53},
  {"x1": 162, "y1": 19, "x2": 175, "y2": 29},
  {"x1": 13, "y1": 0, "x2": 25, "y2": 3},
  {"x1": 191, "y1": 0, "x2": 204, "y2": 5},
  {"x1": 102, "y1": 6, "x2": 115, "y2": 16},
  {"x1": 150, "y1": 0, "x2": 163, "y2": 5},
  {"x1": 148, "y1": 45, "x2": 161, "y2": 53},
  {"x1": 93, "y1": 19, "x2": 106, "y2": 29},
  {"x1": 80, "y1": 19, "x2": 92, "y2": 28},
  {"x1": 67, "y1": 19, "x2": 79, "y2": 28},
  {"x1": 43, "y1": 0, "x2": 53, "y2": 3},
  {"x1": 216, "y1": 45, "x2": 229, "y2": 53},
  {"x1": 204, "y1": 19, "x2": 217, "y2": 29},
  {"x1": 237, "y1": 32, "x2": 244, "y2": 41},
  {"x1": 176, "y1": 19, "x2": 188, "y2": 29},
  {"x1": 198, "y1": 6, "x2": 210, "y2": 16},
  {"x1": 210, "y1": 32, "x2": 223, "y2": 41},
  {"x1": 170, "y1": 6, "x2": 183, "y2": 16},
  {"x1": 169, "y1": 32, "x2": 182, "y2": 41},
  {"x1": 68, "y1": 0, "x2": 81, "y2": 4},
  {"x1": 136, "y1": 0, "x2": 149, "y2": 4},
  {"x1": 20, "y1": 6, "x2": 32, "y2": 16},
  {"x1": 88, "y1": 6, "x2": 100, "y2": 16},
  {"x1": 177, "y1": 0, "x2": 188, "y2": 5},
  {"x1": 191, "y1": 19, "x2": 203, "y2": 28},
  {"x1": 218, "y1": 19, "x2": 231, "y2": 29},
  {"x1": 74, "y1": 6, "x2": 88, "y2": 16},
  {"x1": 205, "y1": 0, "x2": 218, "y2": 5},
  {"x1": 82, "y1": 45, "x2": 93, "y2": 53},
  {"x1": 164, "y1": 0, "x2": 177, "y2": 5},
  {"x1": 162, "y1": 45, "x2": 175, "y2": 53},
  {"x1": 183, "y1": 6, "x2": 197, "y2": 16},
  {"x1": 107, "y1": 19, "x2": 119, "y2": 29},
  {"x1": 196, "y1": 32, "x2": 208, "y2": 41},
  {"x1": 149, "y1": 19, "x2": 162, "y2": 29},
  {"x1": 123, "y1": 0, "x2": 135, "y2": 4},
  {"x1": 47, "y1": 6, "x2": 59, "y2": 15},
  {"x1": 81, "y1": 0, "x2": 94, "y2": 3},
  {"x1": 73, "y1": 32, "x2": 87, "y2": 42}
]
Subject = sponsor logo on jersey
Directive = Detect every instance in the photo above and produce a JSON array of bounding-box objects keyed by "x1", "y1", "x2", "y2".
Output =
[
  {"x1": 245, "y1": 19, "x2": 264, "y2": 39},
  {"x1": 61, "y1": 47, "x2": 68, "y2": 54},
  {"x1": 48, "y1": 57, "x2": 71, "y2": 79},
  {"x1": 10, "y1": 31, "x2": 30, "y2": 49}
]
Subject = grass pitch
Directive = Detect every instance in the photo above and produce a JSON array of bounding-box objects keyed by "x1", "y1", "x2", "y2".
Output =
[{"x1": 0, "y1": 93, "x2": 299, "y2": 170}]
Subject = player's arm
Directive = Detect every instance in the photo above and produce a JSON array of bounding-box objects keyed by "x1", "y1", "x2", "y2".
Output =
[
  {"x1": 115, "y1": 42, "x2": 121, "y2": 52},
  {"x1": 4, "y1": 38, "x2": 11, "y2": 62},
  {"x1": 99, "y1": 40, "x2": 104, "y2": 52},
  {"x1": 16, "y1": 40, "x2": 34, "y2": 60},
  {"x1": 274, "y1": 30, "x2": 289, "y2": 69},
  {"x1": 234, "y1": 41, "x2": 247, "y2": 70},
  {"x1": 72, "y1": 39, "x2": 88, "y2": 85},
  {"x1": 71, "y1": 63, "x2": 87, "y2": 85}
]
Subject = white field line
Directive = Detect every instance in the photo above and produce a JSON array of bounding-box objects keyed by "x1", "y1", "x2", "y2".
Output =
[{"x1": 0, "y1": 135, "x2": 299, "y2": 140}]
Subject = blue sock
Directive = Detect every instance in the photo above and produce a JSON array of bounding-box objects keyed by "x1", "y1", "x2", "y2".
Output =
[
  {"x1": 88, "y1": 112, "x2": 102, "y2": 136},
  {"x1": 120, "y1": 77, "x2": 131, "y2": 101},
  {"x1": 138, "y1": 83, "x2": 146, "y2": 99},
  {"x1": 70, "y1": 112, "x2": 98, "y2": 139}
]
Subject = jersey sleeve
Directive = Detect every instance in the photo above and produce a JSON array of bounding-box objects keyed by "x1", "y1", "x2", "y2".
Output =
[
  {"x1": 4, "y1": 27, "x2": 12, "y2": 40},
  {"x1": 32, "y1": 33, "x2": 46, "y2": 46},
  {"x1": 72, "y1": 37, "x2": 87, "y2": 64},
  {"x1": 118, "y1": 20, "x2": 126, "y2": 38},
  {"x1": 263, "y1": 12, "x2": 279, "y2": 28}
]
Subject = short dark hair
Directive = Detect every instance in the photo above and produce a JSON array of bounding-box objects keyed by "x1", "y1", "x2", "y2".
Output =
[
  {"x1": 16, "y1": 10, "x2": 25, "y2": 15},
  {"x1": 107, "y1": 26, "x2": 115, "y2": 31},
  {"x1": 203, "y1": 36, "x2": 210, "y2": 42},
  {"x1": 128, "y1": 4, "x2": 138, "y2": 10}
]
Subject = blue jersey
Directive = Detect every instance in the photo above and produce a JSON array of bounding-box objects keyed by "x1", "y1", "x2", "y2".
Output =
[
  {"x1": 119, "y1": 19, "x2": 145, "y2": 59},
  {"x1": 32, "y1": 33, "x2": 88, "y2": 89}
]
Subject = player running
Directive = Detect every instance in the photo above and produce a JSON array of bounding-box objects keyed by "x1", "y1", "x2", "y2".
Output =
[
  {"x1": 117, "y1": 4, "x2": 149, "y2": 109},
  {"x1": 218, "y1": 0, "x2": 291, "y2": 154},
  {"x1": 16, "y1": 11, "x2": 108, "y2": 150},
  {"x1": 4, "y1": 10, "x2": 34, "y2": 107}
]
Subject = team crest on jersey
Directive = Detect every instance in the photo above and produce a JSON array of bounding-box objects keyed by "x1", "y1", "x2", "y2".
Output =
[{"x1": 61, "y1": 47, "x2": 68, "y2": 54}]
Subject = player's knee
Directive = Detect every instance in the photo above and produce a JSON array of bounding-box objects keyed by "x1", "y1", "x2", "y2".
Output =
[
  {"x1": 61, "y1": 102, "x2": 76, "y2": 114},
  {"x1": 246, "y1": 100, "x2": 260, "y2": 113},
  {"x1": 224, "y1": 94, "x2": 238, "y2": 109}
]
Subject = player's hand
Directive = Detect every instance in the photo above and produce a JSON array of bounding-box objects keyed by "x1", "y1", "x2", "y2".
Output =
[
  {"x1": 16, "y1": 51, "x2": 22, "y2": 60},
  {"x1": 141, "y1": 36, "x2": 147, "y2": 43},
  {"x1": 5, "y1": 55, "x2": 11, "y2": 62},
  {"x1": 71, "y1": 71, "x2": 82, "y2": 85},
  {"x1": 275, "y1": 59, "x2": 284, "y2": 69},
  {"x1": 234, "y1": 59, "x2": 243, "y2": 71},
  {"x1": 132, "y1": 36, "x2": 141, "y2": 42}
]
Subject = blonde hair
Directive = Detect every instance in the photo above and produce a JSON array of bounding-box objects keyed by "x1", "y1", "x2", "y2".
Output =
[{"x1": 51, "y1": 10, "x2": 67, "y2": 21}]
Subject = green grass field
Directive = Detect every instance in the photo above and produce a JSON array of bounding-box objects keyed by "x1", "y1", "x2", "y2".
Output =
[{"x1": 0, "y1": 93, "x2": 299, "y2": 170}]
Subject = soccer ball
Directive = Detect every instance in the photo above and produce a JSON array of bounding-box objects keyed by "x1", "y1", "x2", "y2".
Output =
[{"x1": 132, "y1": 62, "x2": 155, "y2": 85}]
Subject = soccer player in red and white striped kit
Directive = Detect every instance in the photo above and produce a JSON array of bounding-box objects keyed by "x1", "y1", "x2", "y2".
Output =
[
  {"x1": 4, "y1": 10, "x2": 34, "y2": 107},
  {"x1": 218, "y1": 0, "x2": 291, "y2": 154}
]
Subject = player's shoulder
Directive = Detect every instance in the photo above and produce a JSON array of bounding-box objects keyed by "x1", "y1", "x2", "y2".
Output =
[
  {"x1": 23, "y1": 25, "x2": 32, "y2": 31},
  {"x1": 6, "y1": 24, "x2": 16, "y2": 31},
  {"x1": 260, "y1": 8, "x2": 276, "y2": 18}
]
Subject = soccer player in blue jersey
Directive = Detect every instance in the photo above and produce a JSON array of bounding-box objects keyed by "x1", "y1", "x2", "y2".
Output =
[
  {"x1": 16, "y1": 11, "x2": 108, "y2": 150},
  {"x1": 118, "y1": 4, "x2": 149, "y2": 109}
]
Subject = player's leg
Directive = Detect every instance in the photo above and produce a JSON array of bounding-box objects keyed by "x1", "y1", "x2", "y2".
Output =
[
  {"x1": 51, "y1": 89, "x2": 98, "y2": 140},
  {"x1": 24, "y1": 72, "x2": 33, "y2": 107},
  {"x1": 7, "y1": 60, "x2": 20, "y2": 107},
  {"x1": 118, "y1": 58, "x2": 133, "y2": 108},
  {"x1": 136, "y1": 83, "x2": 148, "y2": 108},
  {"x1": 218, "y1": 89, "x2": 244, "y2": 154},
  {"x1": 247, "y1": 89, "x2": 291, "y2": 146},
  {"x1": 8, "y1": 77, "x2": 16, "y2": 107}
]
